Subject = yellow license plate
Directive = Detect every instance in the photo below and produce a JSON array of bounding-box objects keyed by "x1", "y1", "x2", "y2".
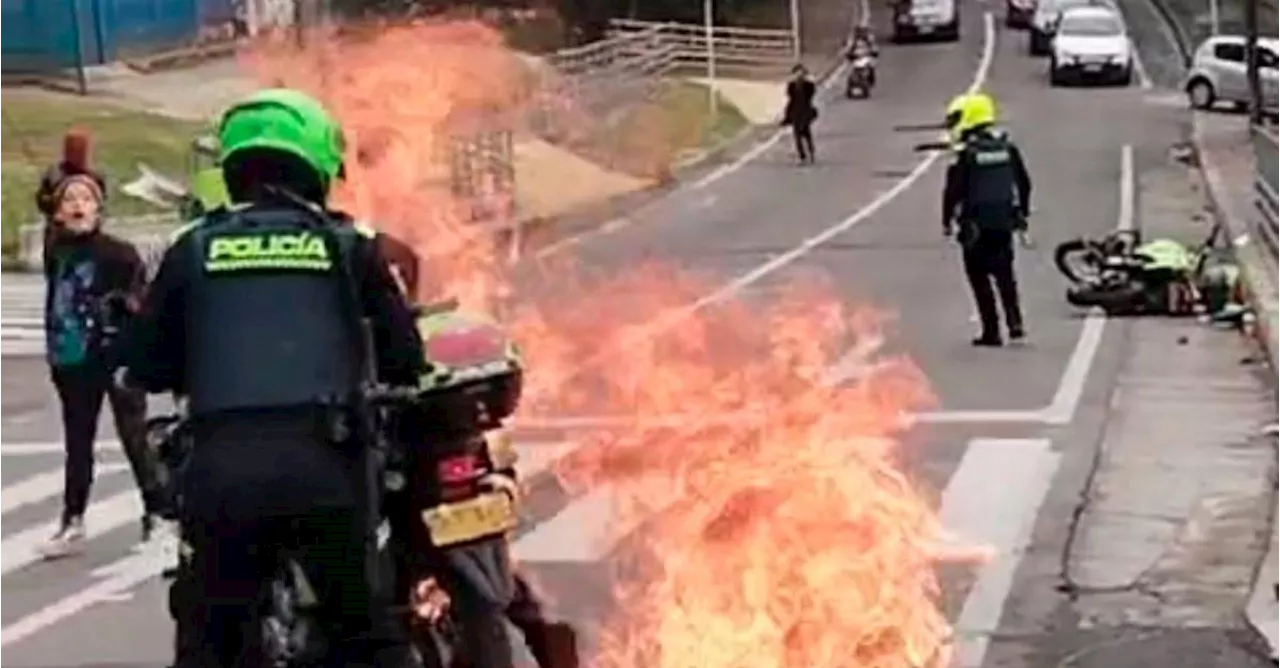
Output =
[{"x1": 422, "y1": 492, "x2": 517, "y2": 547}]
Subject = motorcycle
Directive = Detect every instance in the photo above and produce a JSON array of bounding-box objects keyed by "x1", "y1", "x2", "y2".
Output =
[
  {"x1": 149, "y1": 300, "x2": 529, "y2": 668},
  {"x1": 845, "y1": 54, "x2": 877, "y2": 99},
  {"x1": 1053, "y1": 225, "x2": 1245, "y2": 317}
]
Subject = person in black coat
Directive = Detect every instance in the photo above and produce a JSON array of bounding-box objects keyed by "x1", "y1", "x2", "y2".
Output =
[
  {"x1": 782, "y1": 64, "x2": 819, "y2": 164},
  {"x1": 36, "y1": 173, "x2": 169, "y2": 560}
]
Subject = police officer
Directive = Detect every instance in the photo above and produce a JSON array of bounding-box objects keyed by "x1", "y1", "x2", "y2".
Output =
[
  {"x1": 941, "y1": 92, "x2": 1032, "y2": 347},
  {"x1": 124, "y1": 88, "x2": 427, "y2": 668}
]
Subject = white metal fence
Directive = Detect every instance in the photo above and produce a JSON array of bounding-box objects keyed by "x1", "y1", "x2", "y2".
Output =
[
  {"x1": 605, "y1": 18, "x2": 798, "y2": 79},
  {"x1": 1252, "y1": 124, "x2": 1278, "y2": 258},
  {"x1": 528, "y1": 18, "x2": 797, "y2": 152}
]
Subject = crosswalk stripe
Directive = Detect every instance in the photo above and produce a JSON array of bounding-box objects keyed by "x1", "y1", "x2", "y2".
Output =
[
  {"x1": 1, "y1": 488, "x2": 147, "y2": 577},
  {"x1": 1, "y1": 463, "x2": 130, "y2": 516},
  {"x1": 2, "y1": 280, "x2": 47, "y2": 358},
  {"x1": 0, "y1": 431, "x2": 1062, "y2": 660}
]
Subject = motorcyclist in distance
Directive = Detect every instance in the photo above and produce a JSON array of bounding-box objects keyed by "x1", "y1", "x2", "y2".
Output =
[
  {"x1": 848, "y1": 25, "x2": 879, "y2": 58},
  {"x1": 845, "y1": 25, "x2": 879, "y2": 87}
]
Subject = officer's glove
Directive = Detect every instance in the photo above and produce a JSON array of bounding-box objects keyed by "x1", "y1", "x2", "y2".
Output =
[
  {"x1": 411, "y1": 577, "x2": 451, "y2": 623},
  {"x1": 1017, "y1": 229, "x2": 1035, "y2": 249}
]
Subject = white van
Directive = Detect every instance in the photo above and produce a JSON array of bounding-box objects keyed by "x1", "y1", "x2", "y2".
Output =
[{"x1": 891, "y1": 0, "x2": 960, "y2": 42}]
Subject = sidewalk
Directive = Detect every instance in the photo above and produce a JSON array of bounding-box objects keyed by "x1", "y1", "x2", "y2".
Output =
[
  {"x1": 1060, "y1": 146, "x2": 1278, "y2": 666},
  {"x1": 1191, "y1": 109, "x2": 1279, "y2": 660}
]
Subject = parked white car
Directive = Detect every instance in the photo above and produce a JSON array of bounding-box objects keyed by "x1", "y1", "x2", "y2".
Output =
[
  {"x1": 1049, "y1": 6, "x2": 1133, "y2": 86},
  {"x1": 1184, "y1": 35, "x2": 1280, "y2": 112},
  {"x1": 1029, "y1": 0, "x2": 1112, "y2": 56}
]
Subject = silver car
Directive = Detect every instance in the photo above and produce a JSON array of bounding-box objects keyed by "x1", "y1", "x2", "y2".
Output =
[
  {"x1": 1027, "y1": 0, "x2": 1113, "y2": 56},
  {"x1": 1184, "y1": 35, "x2": 1280, "y2": 112}
]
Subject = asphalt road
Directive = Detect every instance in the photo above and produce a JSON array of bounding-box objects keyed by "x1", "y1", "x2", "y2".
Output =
[{"x1": 0, "y1": 1, "x2": 1250, "y2": 666}]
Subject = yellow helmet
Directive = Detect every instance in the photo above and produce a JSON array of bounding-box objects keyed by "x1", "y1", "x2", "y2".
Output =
[
  {"x1": 964, "y1": 92, "x2": 998, "y2": 129},
  {"x1": 944, "y1": 92, "x2": 999, "y2": 145},
  {"x1": 945, "y1": 93, "x2": 973, "y2": 146}
]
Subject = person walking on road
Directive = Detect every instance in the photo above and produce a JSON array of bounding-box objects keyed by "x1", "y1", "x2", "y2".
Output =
[
  {"x1": 941, "y1": 92, "x2": 1033, "y2": 347},
  {"x1": 783, "y1": 64, "x2": 819, "y2": 164},
  {"x1": 36, "y1": 172, "x2": 169, "y2": 559}
]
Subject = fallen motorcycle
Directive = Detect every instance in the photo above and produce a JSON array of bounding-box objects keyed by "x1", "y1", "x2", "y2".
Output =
[
  {"x1": 845, "y1": 55, "x2": 876, "y2": 99},
  {"x1": 1053, "y1": 226, "x2": 1245, "y2": 317}
]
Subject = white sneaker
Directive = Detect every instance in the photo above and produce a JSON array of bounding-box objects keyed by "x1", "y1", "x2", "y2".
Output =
[{"x1": 37, "y1": 517, "x2": 86, "y2": 560}]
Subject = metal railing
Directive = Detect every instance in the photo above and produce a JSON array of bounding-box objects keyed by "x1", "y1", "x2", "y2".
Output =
[
  {"x1": 531, "y1": 22, "x2": 678, "y2": 138},
  {"x1": 1253, "y1": 124, "x2": 1279, "y2": 256},
  {"x1": 606, "y1": 18, "x2": 798, "y2": 79}
]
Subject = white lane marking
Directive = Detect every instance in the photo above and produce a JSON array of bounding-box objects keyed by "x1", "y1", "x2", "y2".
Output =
[
  {"x1": 0, "y1": 437, "x2": 576, "y2": 478},
  {"x1": 1, "y1": 547, "x2": 167, "y2": 648},
  {"x1": 828, "y1": 145, "x2": 1135, "y2": 426},
  {"x1": 1, "y1": 488, "x2": 145, "y2": 577},
  {"x1": 0, "y1": 436, "x2": 574, "y2": 642},
  {"x1": 0, "y1": 15, "x2": 997, "y2": 646},
  {"x1": 943, "y1": 438, "x2": 1062, "y2": 667},
  {"x1": 692, "y1": 133, "x2": 786, "y2": 190},
  {"x1": 1131, "y1": 40, "x2": 1154, "y2": 90},
  {"x1": 540, "y1": 13, "x2": 997, "y2": 379},
  {"x1": 1037, "y1": 144, "x2": 1133, "y2": 426},
  {"x1": 690, "y1": 0, "x2": 868, "y2": 191},
  {"x1": 530, "y1": 0, "x2": 892, "y2": 257},
  {"x1": 3, "y1": 440, "x2": 124, "y2": 456},
  {"x1": 689, "y1": 13, "x2": 995, "y2": 310},
  {"x1": 1, "y1": 463, "x2": 130, "y2": 516}
]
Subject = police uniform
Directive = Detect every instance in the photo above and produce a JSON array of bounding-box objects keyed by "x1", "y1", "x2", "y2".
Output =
[
  {"x1": 942, "y1": 123, "x2": 1033, "y2": 346},
  {"x1": 126, "y1": 203, "x2": 426, "y2": 668}
]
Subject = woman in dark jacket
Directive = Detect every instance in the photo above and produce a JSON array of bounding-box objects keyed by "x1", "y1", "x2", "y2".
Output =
[
  {"x1": 783, "y1": 64, "x2": 819, "y2": 164},
  {"x1": 37, "y1": 173, "x2": 168, "y2": 559}
]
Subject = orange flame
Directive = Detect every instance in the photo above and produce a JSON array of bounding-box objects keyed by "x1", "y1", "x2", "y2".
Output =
[
  {"x1": 241, "y1": 19, "x2": 958, "y2": 668},
  {"x1": 241, "y1": 19, "x2": 531, "y2": 311},
  {"x1": 515, "y1": 277, "x2": 953, "y2": 668}
]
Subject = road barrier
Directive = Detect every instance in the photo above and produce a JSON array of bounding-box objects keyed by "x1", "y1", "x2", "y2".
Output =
[{"x1": 1253, "y1": 124, "x2": 1279, "y2": 257}]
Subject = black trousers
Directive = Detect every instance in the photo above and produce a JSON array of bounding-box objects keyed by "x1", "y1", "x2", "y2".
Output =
[
  {"x1": 50, "y1": 363, "x2": 164, "y2": 524},
  {"x1": 791, "y1": 121, "x2": 815, "y2": 161},
  {"x1": 174, "y1": 423, "x2": 408, "y2": 668},
  {"x1": 180, "y1": 508, "x2": 409, "y2": 668},
  {"x1": 961, "y1": 231, "x2": 1025, "y2": 339}
]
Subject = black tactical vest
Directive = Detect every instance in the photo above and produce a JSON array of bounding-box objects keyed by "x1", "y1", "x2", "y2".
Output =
[
  {"x1": 183, "y1": 207, "x2": 364, "y2": 416},
  {"x1": 960, "y1": 129, "x2": 1020, "y2": 232}
]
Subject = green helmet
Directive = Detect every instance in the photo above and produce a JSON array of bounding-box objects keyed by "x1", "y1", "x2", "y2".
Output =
[{"x1": 217, "y1": 88, "x2": 346, "y2": 193}]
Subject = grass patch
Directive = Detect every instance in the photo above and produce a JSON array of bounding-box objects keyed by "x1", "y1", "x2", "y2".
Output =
[
  {"x1": 2, "y1": 88, "x2": 205, "y2": 258},
  {"x1": 651, "y1": 80, "x2": 751, "y2": 150},
  {"x1": 608, "y1": 80, "x2": 751, "y2": 174}
]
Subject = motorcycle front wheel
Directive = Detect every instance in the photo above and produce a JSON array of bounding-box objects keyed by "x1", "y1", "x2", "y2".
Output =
[{"x1": 1054, "y1": 239, "x2": 1103, "y2": 284}]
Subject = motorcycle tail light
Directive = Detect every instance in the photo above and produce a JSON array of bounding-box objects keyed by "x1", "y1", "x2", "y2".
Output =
[{"x1": 437, "y1": 454, "x2": 480, "y2": 485}]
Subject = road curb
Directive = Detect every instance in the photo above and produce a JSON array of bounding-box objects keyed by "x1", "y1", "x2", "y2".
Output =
[{"x1": 1190, "y1": 112, "x2": 1280, "y2": 661}]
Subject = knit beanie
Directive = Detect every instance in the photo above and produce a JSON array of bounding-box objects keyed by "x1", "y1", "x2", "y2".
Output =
[{"x1": 53, "y1": 173, "x2": 105, "y2": 206}]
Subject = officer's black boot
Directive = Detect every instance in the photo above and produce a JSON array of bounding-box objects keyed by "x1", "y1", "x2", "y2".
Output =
[{"x1": 167, "y1": 563, "x2": 202, "y2": 668}]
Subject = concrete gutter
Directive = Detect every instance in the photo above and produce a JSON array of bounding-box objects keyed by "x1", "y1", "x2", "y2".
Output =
[{"x1": 1191, "y1": 112, "x2": 1280, "y2": 661}]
